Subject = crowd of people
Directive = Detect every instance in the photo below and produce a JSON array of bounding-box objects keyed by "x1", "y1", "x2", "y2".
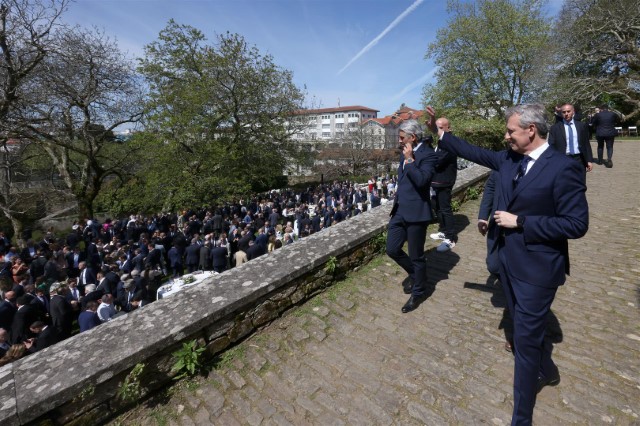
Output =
[{"x1": 0, "y1": 179, "x2": 399, "y2": 366}]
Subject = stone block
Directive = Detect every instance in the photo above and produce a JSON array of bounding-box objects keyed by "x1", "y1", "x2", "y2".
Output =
[{"x1": 251, "y1": 300, "x2": 279, "y2": 327}]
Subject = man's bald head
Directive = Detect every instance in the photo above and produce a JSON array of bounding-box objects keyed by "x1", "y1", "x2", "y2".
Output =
[{"x1": 436, "y1": 117, "x2": 451, "y2": 133}]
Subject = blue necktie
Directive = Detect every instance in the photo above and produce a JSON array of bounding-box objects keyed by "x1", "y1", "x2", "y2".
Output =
[
  {"x1": 566, "y1": 121, "x2": 575, "y2": 154},
  {"x1": 513, "y1": 156, "x2": 532, "y2": 186}
]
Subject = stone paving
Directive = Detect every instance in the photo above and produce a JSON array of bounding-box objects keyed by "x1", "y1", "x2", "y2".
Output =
[{"x1": 115, "y1": 142, "x2": 640, "y2": 425}]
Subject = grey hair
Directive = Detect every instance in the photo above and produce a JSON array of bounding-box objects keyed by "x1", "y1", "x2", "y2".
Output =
[
  {"x1": 398, "y1": 119, "x2": 424, "y2": 141},
  {"x1": 505, "y1": 104, "x2": 549, "y2": 139}
]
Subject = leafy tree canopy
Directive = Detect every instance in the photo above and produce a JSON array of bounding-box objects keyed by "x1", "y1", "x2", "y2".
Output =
[
  {"x1": 551, "y1": 0, "x2": 640, "y2": 121},
  {"x1": 114, "y1": 21, "x2": 307, "y2": 213},
  {"x1": 423, "y1": 0, "x2": 550, "y2": 119}
]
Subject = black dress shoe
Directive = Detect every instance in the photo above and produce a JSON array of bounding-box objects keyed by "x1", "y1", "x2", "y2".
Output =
[
  {"x1": 537, "y1": 371, "x2": 560, "y2": 393},
  {"x1": 605, "y1": 159, "x2": 613, "y2": 168},
  {"x1": 402, "y1": 276, "x2": 414, "y2": 294},
  {"x1": 401, "y1": 295, "x2": 426, "y2": 313}
]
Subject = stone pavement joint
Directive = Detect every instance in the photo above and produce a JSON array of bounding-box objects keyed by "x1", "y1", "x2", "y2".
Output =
[{"x1": 113, "y1": 142, "x2": 640, "y2": 425}]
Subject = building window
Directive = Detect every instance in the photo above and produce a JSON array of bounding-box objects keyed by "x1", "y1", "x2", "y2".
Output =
[
  {"x1": 335, "y1": 123, "x2": 344, "y2": 129},
  {"x1": 322, "y1": 124, "x2": 330, "y2": 129},
  {"x1": 321, "y1": 115, "x2": 330, "y2": 120},
  {"x1": 335, "y1": 113, "x2": 343, "y2": 118},
  {"x1": 322, "y1": 132, "x2": 331, "y2": 138}
]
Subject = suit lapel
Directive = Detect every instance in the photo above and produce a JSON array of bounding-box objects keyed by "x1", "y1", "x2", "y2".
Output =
[{"x1": 510, "y1": 149, "x2": 552, "y2": 201}]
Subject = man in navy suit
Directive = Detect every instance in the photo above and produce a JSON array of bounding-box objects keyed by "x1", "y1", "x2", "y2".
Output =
[
  {"x1": 427, "y1": 104, "x2": 588, "y2": 425},
  {"x1": 590, "y1": 104, "x2": 619, "y2": 168},
  {"x1": 547, "y1": 103, "x2": 593, "y2": 175},
  {"x1": 385, "y1": 119, "x2": 438, "y2": 313}
]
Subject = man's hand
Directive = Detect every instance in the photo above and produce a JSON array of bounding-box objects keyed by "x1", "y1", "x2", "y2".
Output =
[
  {"x1": 402, "y1": 142, "x2": 414, "y2": 161},
  {"x1": 425, "y1": 106, "x2": 437, "y2": 133},
  {"x1": 494, "y1": 210, "x2": 518, "y2": 228},
  {"x1": 586, "y1": 162, "x2": 593, "y2": 172},
  {"x1": 477, "y1": 219, "x2": 489, "y2": 236}
]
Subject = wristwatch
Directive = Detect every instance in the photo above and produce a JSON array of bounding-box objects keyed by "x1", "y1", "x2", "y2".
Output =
[
  {"x1": 516, "y1": 215, "x2": 526, "y2": 228},
  {"x1": 405, "y1": 157, "x2": 414, "y2": 164}
]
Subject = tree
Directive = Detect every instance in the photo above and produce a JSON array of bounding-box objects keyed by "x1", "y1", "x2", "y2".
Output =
[
  {"x1": 25, "y1": 26, "x2": 145, "y2": 219},
  {"x1": 423, "y1": 0, "x2": 551, "y2": 119},
  {"x1": 313, "y1": 124, "x2": 395, "y2": 179},
  {"x1": 551, "y1": 0, "x2": 640, "y2": 121},
  {"x1": 118, "y1": 21, "x2": 307, "y2": 213},
  {"x1": 0, "y1": 0, "x2": 69, "y2": 246}
]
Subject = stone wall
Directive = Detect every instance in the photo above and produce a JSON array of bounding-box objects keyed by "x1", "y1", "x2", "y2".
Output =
[{"x1": 0, "y1": 165, "x2": 490, "y2": 426}]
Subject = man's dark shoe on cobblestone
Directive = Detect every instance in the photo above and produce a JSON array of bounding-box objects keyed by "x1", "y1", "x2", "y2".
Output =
[
  {"x1": 401, "y1": 295, "x2": 427, "y2": 313},
  {"x1": 402, "y1": 276, "x2": 413, "y2": 294},
  {"x1": 537, "y1": 369, "x2": 561, "y2": 393}
]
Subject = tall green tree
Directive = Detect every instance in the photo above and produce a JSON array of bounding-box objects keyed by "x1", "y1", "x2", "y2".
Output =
[
  {"x1": 0, "y1": 0, "x2": 69, "y2": 246},
  {"x1": 26, "y1": 26, "x2": 144, "y2": 220},
  {"x1": 551, "y1": 0, "x2": 640, "y2": 121},
  {"x1": 423, "y1": 0, "x2": 551, "y2": 119},
  {"x1": 121, "y1": 21, "x2": 306, "y2": 212}
]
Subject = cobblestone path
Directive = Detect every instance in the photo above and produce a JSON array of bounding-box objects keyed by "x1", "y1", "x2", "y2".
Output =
[{"x1": 115, "y1": 142, "x2": 640, "y2": 425}]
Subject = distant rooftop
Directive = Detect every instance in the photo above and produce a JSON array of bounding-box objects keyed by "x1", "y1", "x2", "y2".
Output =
[{"x1": 294, "y1": 105, "x2": 379, "y2": 115}]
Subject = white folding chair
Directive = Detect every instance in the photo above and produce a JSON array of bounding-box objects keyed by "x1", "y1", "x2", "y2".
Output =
[
  {"x1": 627, "y1": 126, "x2": 638, "y2": 136},
  {"x1": 614, "y1": 126, "x2": 623, "y2": 135}
]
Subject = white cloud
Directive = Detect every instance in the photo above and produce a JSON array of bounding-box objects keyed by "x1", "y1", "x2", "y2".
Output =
[{"x1": 337, "y1": 0, "x2": 425, "y2": 75}]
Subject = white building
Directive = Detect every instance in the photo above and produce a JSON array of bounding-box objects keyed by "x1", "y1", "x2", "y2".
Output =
[{"x1": 292, "y1": 105, "x2": 379, "y2": 142}]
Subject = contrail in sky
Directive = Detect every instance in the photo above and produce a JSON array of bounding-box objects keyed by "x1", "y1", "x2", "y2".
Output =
[
  {"x1": 337, "y1": 0, "x2": 425, "y2": 75},
  {"x1": 391, "y1": 67, "x2": 438, "y2": 102}
]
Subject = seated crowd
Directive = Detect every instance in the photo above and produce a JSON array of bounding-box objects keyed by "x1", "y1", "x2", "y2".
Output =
[{"x1": 0, "y1": 178, "x2": 396, "y2": 366}]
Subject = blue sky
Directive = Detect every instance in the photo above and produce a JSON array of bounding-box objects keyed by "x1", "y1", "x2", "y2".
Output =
[{"x1": 63, "y1": 0, "x2": 564, "y2": 117}]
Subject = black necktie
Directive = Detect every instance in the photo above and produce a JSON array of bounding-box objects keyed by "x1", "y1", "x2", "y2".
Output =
[{"x1": 513, "y1": 156, "x2": 532, "y2": 185}]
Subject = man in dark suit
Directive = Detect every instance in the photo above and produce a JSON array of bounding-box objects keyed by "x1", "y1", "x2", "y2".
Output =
[
  {"x1": 65, "y1": 246, "x2": 85, "y2": 279},
  {"x1": 0, "y1": 291, "x2": 16, "y2": 331},
  {"x1": 49, "y1": 282, "x2": 73, "y2": 340},
  {"x1": 185, "y1": 239, "x2": 201, "y2": 273},
  {"x1": 24, "y1": 320, "x2": 59, "y2": 353},
  {"x1": 548, "y1": 103, "x2": 593, "y2": 175},
  {"x1": 167, "y1": 244, "x2": 183, "y2": 277},
  {"x1": 477, "y1": 171, "x2": 501, "y2": 277},
  {"x1": 11, "y1": 295, "x2": 39, "y2": 344},
  {"x1": 427, "y1": 104, "x2": 588, "y2": 425},
  {"x1": 385, "y1": 119, "x2": 438, "y2": 313},
  {"x1": 590, "y1": 104, "x2": 618, "y2": 168},
  {"x1": 429, "y1": 116, "x2": 458, "y2": 252},
  {"x1": 77, "y1": 261, "x2": 96, "y2": 296},
  {"x1": 211, "y1": 241, "x2": 228, "y2": 273}
]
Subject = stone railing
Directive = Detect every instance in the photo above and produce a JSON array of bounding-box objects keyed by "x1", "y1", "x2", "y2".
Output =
[{"x1": 0, "y1": 165, "x2": 490, "y2": 425}]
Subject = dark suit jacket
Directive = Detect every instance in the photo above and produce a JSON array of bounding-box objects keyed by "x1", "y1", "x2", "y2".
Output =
[
  {"x1": 548, "y1": 120, "x2": 593, "y2": 167},
  {"x1": 49, "y1": 294, "x2": 73, "y2": 339},
  {"x1": 211, "y1": 247, "x2": 228, "y2": 270},
  {"x1": 167, "y1": 247, "x2": 182, "y2": 268},
  {"x1": 591, "y1": 110, "x2": 618, "y2": 138},
  {"x1": 440, "y1": 132, "x2": 589, "y2": 287},
  {"x1": 246, "y1": 244, "x2": 265, "y2": 261},
  {"x1": 391, "y1": 141, "x2": 438, "y2": 222},
  {"x1": 11, "y1": 304, "x2": 39, "y2": 344},
  {"x1": 0, "y1": 299, "x2": 16, "y2": 331},
  {"x1": 31, "y1": 325, "x2": 60, "y2": 352},
  {"x1": 478, "y1": 171, "x2": 500, "y2": 275},
  {"x1": 431, "y1": 144, "x2": 458, "y2": 188},
  {"x1": 185, "y1": 244, "x2": 200, "y2": 266},
  {"x1": 78, "y1": 311, "x2": 101, "y2": 332}
]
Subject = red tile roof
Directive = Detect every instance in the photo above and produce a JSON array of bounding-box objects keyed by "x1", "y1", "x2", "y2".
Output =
[{"x1": 362, "y1": 106, "x2": 425, "y2": 127}]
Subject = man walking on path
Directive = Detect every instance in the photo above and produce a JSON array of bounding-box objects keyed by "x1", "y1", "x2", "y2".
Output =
[
  {"x1": 385, "y1": 120, "x2": 437, "y2": 314},
  {"x1": 427, "y1": 104, "x2": 589, "y2": 425}
]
